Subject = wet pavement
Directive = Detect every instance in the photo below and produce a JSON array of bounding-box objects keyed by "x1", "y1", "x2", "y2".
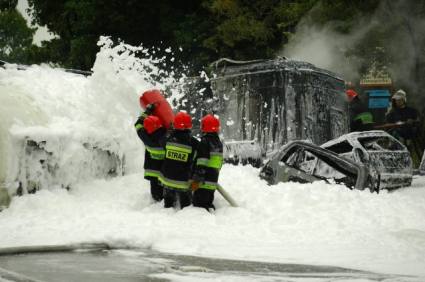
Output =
[{"x1": 0, "y1": 246, "x2": 421, "y2": 282}]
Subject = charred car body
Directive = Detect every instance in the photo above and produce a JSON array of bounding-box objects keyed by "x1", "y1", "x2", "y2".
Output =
[
  {"x1": 260, "y1": 141, "x2": 377, "y2": 191},
  {"x1": 321, "y1": 131, "x2": 413, "y2": 190},
  {"x1": 260, "y1": 131, "x2": 412, "y2": 191}
]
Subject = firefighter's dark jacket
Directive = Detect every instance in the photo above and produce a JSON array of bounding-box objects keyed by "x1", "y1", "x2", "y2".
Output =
[
  {"x1": 192, "y1": 133, "x2": 223, "y2": 190},
  {"x1": 159, "y1": 129, "x2": 199, "y2": 190},
  {"x1": 135, "y1": 114, "x2": 167, "y2": 180},
  {"x1": 349, "y1": 96, "x2": 373, "y2": 131},
  {"x1": 386, "y1": 106, "x2": 419, "y2": 139}
]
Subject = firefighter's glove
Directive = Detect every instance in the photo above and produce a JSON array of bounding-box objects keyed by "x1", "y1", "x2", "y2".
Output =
[
  {"x1": 406, "y1": 119, "x2": 415, "y2": 125},
  {"x1": 190, "y1": 181, "x2": 200, "y2": 191},
  {"x1": 145, "y1": 103, "x2": 156, "y2": 115},
  {"x1": 134, "y1": 116, "x2": 144, "y2": 129}
]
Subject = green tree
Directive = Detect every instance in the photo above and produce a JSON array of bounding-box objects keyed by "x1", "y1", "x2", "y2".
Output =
[
  {"x1": 202, "y1": 0, "x2": 316, "y2": 61},
  {"x1": 0, "y1": 0, "x2": 17, "y2": 11},
  {"x1": 0, "y1": 0, "x2": 36, "y2": 63},
  {"x1": 27, "y1": 0, "x2": 210, "y2": 71},
  {"x1": 25, "y1": 0, "x2": 318, "y2": 72},
  {"x1": 309, "y1": 0, "x2": 380, "y2": 32}
]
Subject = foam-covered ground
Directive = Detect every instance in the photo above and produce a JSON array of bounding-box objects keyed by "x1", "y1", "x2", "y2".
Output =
[{"x1": 1, "y1": 166, "x2": 425, "y2": 278}]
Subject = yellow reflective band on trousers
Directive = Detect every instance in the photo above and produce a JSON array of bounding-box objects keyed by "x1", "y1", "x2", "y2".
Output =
[
  {"x1": 158, "y1": 174, "x2": 190, "y2": 190},
  {"x1": 144, "y1": 169, "x2": 160, "y2": 178},
  {"x1": 199, "y1": 181, "x2": 219, "y2": 190},
  {"x1": 196, "y1": 153, "x2": 223, "y2": 169},
  {"x1": 165, "y1": 143, "x2": 192, "y2": 162},
  {"x1": 354, "y1": 112, "x2": 373, "y2": 124},
  {"x1": 146, "y1": 146, "x2": 165, "y2": 160}
]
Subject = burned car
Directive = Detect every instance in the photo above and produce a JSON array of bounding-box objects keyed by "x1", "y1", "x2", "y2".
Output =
[
  {"x1": 260, "y1": 141, "x2": 377, "y2": 191},
  {"x1": 321, "y1": 131, "x2": 413, "y2": 190}
]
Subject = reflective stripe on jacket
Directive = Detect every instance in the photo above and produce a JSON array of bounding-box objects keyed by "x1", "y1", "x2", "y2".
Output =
[
  {"x1": 158, "y1": 173, "x2": 190, "y2": 190},
  {"x1": 145, "y1": 145, "x2": 165, "y2": 160},
  {"x1": 144, "y1": 169, "x2": 160, "y2": 179},
  {"x1": 196, "y1": 152, "x2": 223, "y2": 169},
  {"x1": 354, "y1": 112, "x2": 373, "y2": 124}
]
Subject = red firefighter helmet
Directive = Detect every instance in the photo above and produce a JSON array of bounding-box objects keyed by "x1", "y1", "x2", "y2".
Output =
[
  {"x1": 346, "y1": 89, "x2": 358, "y2": 102},
  {"x1": 201, "y1": 114, "x2": 220, "y2": 133},
  {"x1": 173, "y1": 112, "x2": 192, "y2": 130},
  {"x1": 143, "y1": 115, "x2": 163, "y2": 134}
]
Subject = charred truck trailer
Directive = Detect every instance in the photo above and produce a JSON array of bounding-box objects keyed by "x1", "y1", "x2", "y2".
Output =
[{"x1": 206, "y1": 58, "x2": 348, "y2": 163}]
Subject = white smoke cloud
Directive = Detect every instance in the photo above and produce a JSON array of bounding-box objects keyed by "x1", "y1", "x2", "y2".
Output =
[
  {"x1": 281, "y1": 0, "x2": 425, "y2": 105},
  {"x1": 281, "y1": 21, "x2": 369, "y2": 82}
]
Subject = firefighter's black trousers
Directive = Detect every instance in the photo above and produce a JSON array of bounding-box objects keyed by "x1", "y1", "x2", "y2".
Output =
[
  {"x1": 193, "y1": 188, "x2": 215, "y2": 210},
  {"x1": 163, "y1": 187, "x2": 191, "y2": 209},
  {"x1": 150, "y1": 178, "x2": 163, "y2": 202}
]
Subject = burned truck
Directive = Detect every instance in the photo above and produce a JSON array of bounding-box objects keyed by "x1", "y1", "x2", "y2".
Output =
[{"x1": 206, "y1": 58, "x2": 348, "y2": 163}]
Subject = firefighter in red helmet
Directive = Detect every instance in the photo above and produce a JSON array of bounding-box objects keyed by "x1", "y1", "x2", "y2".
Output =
[
  {"x1": 135, "y1": 109, "x2": 167, "y2": 202},
  {"x1": 346, "y1": 89, "x2": 358, "y2": 102},
  {"x1": 159, "y1": 111, "x2": 199, "y2": 209},
  {"x1": 345, "y1": 89, "x2": 374, "y2": 132},
  {"x1": 191, "y1": 114, "x2": 223, "y2": 211}
]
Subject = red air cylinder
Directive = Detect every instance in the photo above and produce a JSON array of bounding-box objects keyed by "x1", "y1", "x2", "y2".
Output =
[{"x1": 139, "y1": 89, "x2": 174, "y2": 129}]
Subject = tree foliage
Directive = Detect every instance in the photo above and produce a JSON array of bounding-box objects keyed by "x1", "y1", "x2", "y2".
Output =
[
  {"x1": 0, "y1": 0, "x2": 17, "y2": 11},
  {"x1": 309, "y1": 0, "x2": 381, "y2": 32},
  {"x1": 0, "y1": 0, "x2": 37, "y2": 63},
  {"x1": 25, "y1": 0, "x2": 317, "y2": 71},
  {"x1": 26, "y1": 0, "x2": 210, "y2": 70}
]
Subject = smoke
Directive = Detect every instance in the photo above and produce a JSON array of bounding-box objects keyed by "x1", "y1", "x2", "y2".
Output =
[
  {"x1": 281, "y1": 0, "x2": 425, "y2": 106},
  {"x1": 281, "y1": 19, "x2": 373, "y2": 82}
]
